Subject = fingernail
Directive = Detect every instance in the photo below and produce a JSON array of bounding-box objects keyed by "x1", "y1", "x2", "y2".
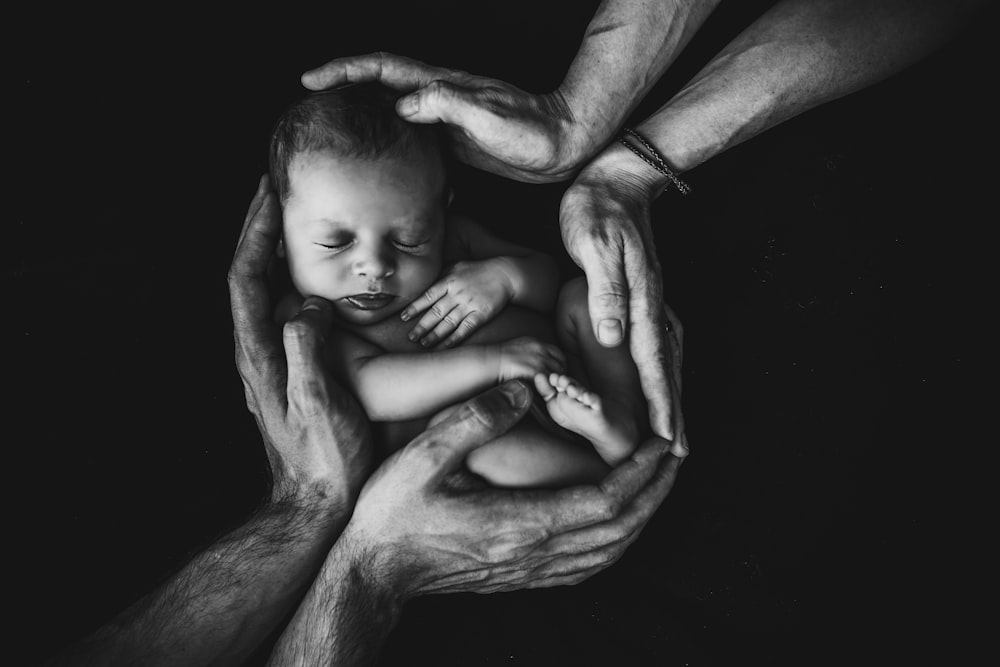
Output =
[
  {"x1": 408, "y1": 332, "x2": 417, "y2": 341},
  {"x1": 499, "y1": 381, "x2": 530, "y2": 409},
  {"x1": 400, "y1": 311, "x2": 410, "y2": 321},
  {"x1": 397, "y1": 95, "x2": 419, "y2": 117},
  {"x1": 598, "y1": 319, "x2": 623, "y2": 345}
]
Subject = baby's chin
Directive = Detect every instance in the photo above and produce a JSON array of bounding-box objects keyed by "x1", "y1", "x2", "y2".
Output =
[{"x1": 332, "y1": 296, "x2": 405, "y2": 326}]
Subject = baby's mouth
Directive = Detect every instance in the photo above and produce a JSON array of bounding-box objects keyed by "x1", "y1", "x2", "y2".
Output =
[{"x1": 343, "y1": 293, "x2": 395, "y2": 311}]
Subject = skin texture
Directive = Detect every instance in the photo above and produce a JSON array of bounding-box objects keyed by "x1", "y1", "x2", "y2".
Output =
[
  {"x1": 47, "y1": 175, "x2": 686, "y2": 665},
  {"x1": 281, "y1": 149, "x2": 447, "y2": 327},
  {"x1": 298, "y1": 0, "x2": 985, "y2": 455}
]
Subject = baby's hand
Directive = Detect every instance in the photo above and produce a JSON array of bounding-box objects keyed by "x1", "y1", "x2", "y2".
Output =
[
  {"x1": 401, "y1": 259, "x2": 513, "y2": 349},
  {"x1": 497, "y1": 336, "x2": 566, "y2": 382}
]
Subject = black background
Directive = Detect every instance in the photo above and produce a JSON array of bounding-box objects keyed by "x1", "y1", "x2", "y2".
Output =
[{"x1": 12, "y1": 1, "x2": 991, "y2": 664}]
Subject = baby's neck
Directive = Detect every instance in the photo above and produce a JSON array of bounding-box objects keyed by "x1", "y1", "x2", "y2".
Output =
[{"x1": 339, "y1": 314, "x2": 425, "y2": 354}]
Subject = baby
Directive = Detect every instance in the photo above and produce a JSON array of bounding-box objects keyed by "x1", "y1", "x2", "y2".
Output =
[{"x1": 269, "y1": 83, "x2": 649, "y2": 487}]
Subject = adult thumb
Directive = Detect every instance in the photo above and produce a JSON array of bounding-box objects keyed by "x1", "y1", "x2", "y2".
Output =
[
  {"x1": 583, "y1": 259, "x2": 630, "y2": 348},
  {"x1": 396, "y1": 79, "x2": 482, "y2": 127}
]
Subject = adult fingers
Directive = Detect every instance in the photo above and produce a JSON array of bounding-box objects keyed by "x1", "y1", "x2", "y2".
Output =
[
  {"x1": 301, "y1": 52, "x2": 454, "y2": 92},
  {"x1": 400, "y1": 380, "x2": 533, "y2": 485},
  {"x1": 283, "y1": 297, "x2": 337, "y2": 415},
  {"x1": 629, "y1": 290, "x2": 673, "y2": 441},
  {"x1": 230, "y1": 177, "x2": 281, "y2": 325},
  {"x1": 534, "y1": 448, "x2": 682, "y2": 559},
  {"x1": 229, "y1": 177, "x2": 285, "y2": 410},
  {"x1": 471, "y1": 437, "x2": 672, "y2": 541},
  {"x1": 396, "y1": 79, "x2": 496, "y2": 129},
  {"x1": 238, "y1": 174, "x2": 269, "y2": 247}
]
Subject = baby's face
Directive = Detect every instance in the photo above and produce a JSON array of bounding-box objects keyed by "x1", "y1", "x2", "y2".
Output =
[{"x1": 282, "y1": 148, "x2": 446, "y2": 326}]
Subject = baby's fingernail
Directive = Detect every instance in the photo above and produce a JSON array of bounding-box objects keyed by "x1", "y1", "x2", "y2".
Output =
[
  {"x1": 397, "y1": 95, "x2": 419, "y2": 117},
  {"x1": 598, "y1": 319, "x2": 623, "y2": 345},
  {"x1": 499, "y1": 381, "x2": 530, "y2": 409},
  {"x1": 408, "y1": 333, "x2": 417, "y2": 341},
  {"x1": 400, "y1": 311, "x2": 410, "y2": 321}
]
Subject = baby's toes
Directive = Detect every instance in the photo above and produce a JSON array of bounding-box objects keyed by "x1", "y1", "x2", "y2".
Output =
[
  {"x1": 565, "y1": 381, "x2": 583, "y2": 400},
  {"x1": 534, "y1": 373, "x2": 557, "y2": 401},
  {"x1": 579, "y1": 390, "x2": 600, "y2": 409}
]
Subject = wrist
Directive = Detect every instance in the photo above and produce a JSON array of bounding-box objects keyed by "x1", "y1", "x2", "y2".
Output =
[
  {"x1": 269, "y1": 474, "x2": 355, "y2": 527},
  {"x1": 489, "y1": 256, "x2": 519, "y2": 304},
  {"x1": 540, "y1": 87, "x2": 608, "y2": 176},
  {"x1": 576, "y1": 140, "x2": 671, "y2": 204},
  {"x1": 330, "y1": 523, "x2": 410, "y2": 608}
]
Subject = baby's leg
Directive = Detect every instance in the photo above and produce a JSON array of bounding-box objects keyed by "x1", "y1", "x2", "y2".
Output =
[
  {"x1": 465, "y1": 420, "x2": 610, "y2": 488},
  {"x1": 431, "y1": 399, "x2": 609, "y2": 489},
  {"x1": 538, "y1": 276, "x2": 648, "y2": 465}
]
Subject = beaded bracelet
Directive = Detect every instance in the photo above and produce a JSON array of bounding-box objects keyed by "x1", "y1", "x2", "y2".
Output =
[{"x1": 618, "y1": 127, "x2": 691, "y2": 195}]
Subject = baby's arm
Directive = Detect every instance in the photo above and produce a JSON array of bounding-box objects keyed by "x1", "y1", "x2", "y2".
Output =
[
  {"x1": 452, "y1": 215, "x2": 560, "y2": 313},
  {"x1": 402, "y1": 216, "x2": 560, "y2": 348},
  {"x1": 334, "y1": 329, "x2": 564, "y2": 422}
]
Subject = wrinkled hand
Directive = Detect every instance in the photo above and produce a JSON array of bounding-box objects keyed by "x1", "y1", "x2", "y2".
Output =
[
  {"x1": 229, "y1": 175, "x2": 373, "y2": 507},
  {"x1": 336, "y1": 320, "x2": 686, "y2": 598},
  {"x1": 560, "y1": 142, "x2": 686, "y2": 456},
  {"x1": 301, "y1": 52, "x2": 589, "y2": 183},
  {"x1": 498, "y1": 336, "x2": 566, "y2": 382},
  {"x1": 401, "y1": 258, "x2": 513, "y2": 348}
]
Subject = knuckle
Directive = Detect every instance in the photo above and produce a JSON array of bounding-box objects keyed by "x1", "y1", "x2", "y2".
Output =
[
  {"x1": 594, "y1": 288, "x2": 628, "y2": 311},
  {"x1": 281, "y1": 318, "x2": 309, "y2": 344},
  {"x1": 596, "y1": 497, "x2": 620, "y2": 522}
]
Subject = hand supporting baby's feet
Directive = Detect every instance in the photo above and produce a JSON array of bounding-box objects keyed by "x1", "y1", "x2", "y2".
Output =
[{"x1": 533, "y1": 373, "x2": 638, "y2": 466}]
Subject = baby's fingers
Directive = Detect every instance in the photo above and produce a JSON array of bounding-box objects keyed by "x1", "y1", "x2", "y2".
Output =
[
  {"x1": 437, "y1": 312, "x2": 486, "y2": 349},
  {"x1": 407, "y1": 298, "x2": 456, "y2": 344},
  {"x1": 401, "y1": 282, "x2": 447, "y2": 323},
  {"x1": 418, "y1": 307, "x2": 467, "y2": 348}
]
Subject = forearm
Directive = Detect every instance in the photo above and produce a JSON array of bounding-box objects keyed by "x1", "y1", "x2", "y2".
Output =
[
  {"x1": 558, "y1": 0, "x2": 722, "y2": 162},
  {"x1": 49, "y1": 487, "x2": 350, "y2": 667},
  {"x1": 637, "y1": 0, "x2": 983, "y2": 174},
  {"x1": 267, "y1": 529, "x2": 402, "y2": 666},
  {"x1": 494, "y1": 254, "x2": 559, "y2": 312},
  {"x1": 353, "y1": 347, "x2": 498, "y2": 421}
]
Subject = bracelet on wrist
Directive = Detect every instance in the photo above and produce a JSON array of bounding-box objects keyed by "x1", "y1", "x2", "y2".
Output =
[{"x1": 617, "y1": 127, "x2": 691, "y2": 195}]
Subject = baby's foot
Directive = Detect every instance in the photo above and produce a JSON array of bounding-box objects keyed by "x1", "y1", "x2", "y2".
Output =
[{"x1": 534, "y1": 373, "x2": 638, "y2": 466}]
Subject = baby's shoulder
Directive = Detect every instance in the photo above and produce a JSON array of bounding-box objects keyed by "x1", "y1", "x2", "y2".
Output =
[{"x1": 443, "y1": 213, "x2": 495, "y2": 262}]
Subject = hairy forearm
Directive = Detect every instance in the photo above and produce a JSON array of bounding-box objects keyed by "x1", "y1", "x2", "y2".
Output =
[
  {"x1": 48, "y1": 490, "x2": 350, "y2": 667},
  {"x1": 638, "y1": 0, "x2": 984, "y2": 174},
  {"x1": 267, "y1": 532, "x2": 402, "y2": 666},
  {"x1": 558, "y1": 0, "x2": 722, "y2": 159},
  {"x1": 496, "y1": 254, "x2": 560, "y2": 312},
  {"x1": 353, "y1": 347, "x2": 498, "y2": 421}
]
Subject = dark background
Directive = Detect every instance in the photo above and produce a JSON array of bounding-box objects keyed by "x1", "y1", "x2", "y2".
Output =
[{"x1": 12, "y1": 1, "x2": 990, "y2": 664}]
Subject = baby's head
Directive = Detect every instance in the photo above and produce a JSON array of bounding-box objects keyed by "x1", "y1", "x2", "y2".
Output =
[{"x1": 269, "y1": 83, "x2": 450, "y2": 326}]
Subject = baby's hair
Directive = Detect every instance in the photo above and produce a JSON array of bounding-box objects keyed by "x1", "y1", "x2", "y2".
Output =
[{"x1": 269, "y1": 82, "x2": 443, "y2": 204}]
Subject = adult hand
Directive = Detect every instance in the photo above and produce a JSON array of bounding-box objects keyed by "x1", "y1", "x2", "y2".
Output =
[
  {"x1": 559, "y1": 141, "x2": 687, "y2": 455},
  {"x1": 229, "y1": 175, "x2": 373, "y2": 508},
  {"x1": 335, "y1": 297, "x2": 686, "y2": 598},
  {"x1": 300, "y1": 52, "x2": 591, "y2": 183}
]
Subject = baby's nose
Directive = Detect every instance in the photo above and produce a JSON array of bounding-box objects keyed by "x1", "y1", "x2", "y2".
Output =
[{"x1": 352, "y1": 246, "x2": 396, "y2": 279}]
